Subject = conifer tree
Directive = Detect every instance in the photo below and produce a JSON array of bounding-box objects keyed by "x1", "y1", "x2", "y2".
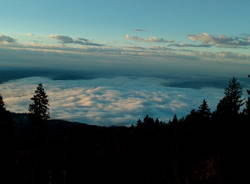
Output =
[
  {"x1": 143, "y1": 115, "x2": 155, "y2": 126},
  {"x1": 216, "y1": 77, "x2": 243, "y2": 117},
  {"x1": 198, "y1": 99, "x2": 211, "y2": 118},
  {"x1": 243, "y1": 75, "x2": 250, "y2": 118},
  {"x1": 0, "y1": 94, "x2": 8, "y2": 122},
  {"x1": 29, "y1": 84, "x2": 50, "y2": 121},
  {"x1": 244, "y1": 98, "x2": 250, "y2": 118},
  {"x1": 172, "y1": 114, "x2": 178, "y2": 124},
  {"x1": 0, "y1": 94, "x2": 6, "y2": 114}
]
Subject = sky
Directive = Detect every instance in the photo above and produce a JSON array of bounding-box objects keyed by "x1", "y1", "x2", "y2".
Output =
[
  {"x1": 0, "y1": 0, "x2": 250, "y2": 125},
  {"x1": 0, "y1": 0, "x2": 250, "y2": 72},
  {"x1": 1, "y1": 0, "x2": 250, "y2": 37}
]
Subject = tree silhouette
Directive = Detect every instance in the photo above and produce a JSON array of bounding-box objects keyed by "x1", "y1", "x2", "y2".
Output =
[
  {"x1": 198, "y1": 99, "x2": 211, "y2": 119},
  {"x1": 172, "y1": 114, "x2": 178, "y2": 124},
  {"x1": 0, "y1": 94, "x2": 14, "y2": 184},
  {"x1": 1, "y1": 77, "x2": 250, "y2": 184},
  {"x1": 244, "y1": 98, "x2": 250, "y2": 118},
  {"x1": 216, "y1": 77, "x2": 243, "y2": 118},
  {"x1": 29, "y1": 84, "x2": 50, "y2": 121},
  {"x1": 243, "y1": 75, "x2": 250, "y2": 118},
  {"x1": 143, "y1": 115, "x2": 155, "y2": 128},
  {"x1": 0, "y1": 94, "x2": 6, "y2": 115}
]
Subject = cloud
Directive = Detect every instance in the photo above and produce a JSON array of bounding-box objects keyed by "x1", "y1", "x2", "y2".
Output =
[
  {"x1": 1, "y1": 40, "x2": 250, "y2": 66},
  {"x1": 1, "y1": 38, "x2": 250, "y2": 65},
  {"x1": 0, "y1": 76, "x2": 224, "y2": 126},
  {"x1": 25, "y1": 33, "x2": 34, "y2": 37},
  {"x1": 134, "y1": 28, "x2": 147, "y2": 32},
  {"x1": 49, "y1": 35, "x2": 74, "y2": 43},
  {"x1": 1, "y1": 32, "x2": 250, "y2": 66},
  {"x1": 0, "y1": 34, "x2": 16, "y2": 44},
  {"x1": 169, "y1": 43, "x2": 211, "y2": 48},
  {"x1": 214, "y1": 51, "x2": 250, "y2": 60},
  {"x1": 49, "y1": 34, "x2": 104, "y2": 46},
  {"x1": 188, "y1": 33, "x2": 250, "y2": 48},
  {"x1": 125, "y1": 34, "x2": 174, "y2": 43}
]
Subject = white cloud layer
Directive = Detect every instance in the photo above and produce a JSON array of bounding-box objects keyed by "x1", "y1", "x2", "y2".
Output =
[
  {"x1": 0, "y1": 77, "x2": 224, "y2": 126},
  {"x1": 125, "y1": 34, "x2": 174, "y2": 43},
  {"x1": 188, "y1": 33, "x2": 250, "y2": 48},
  {"x1": 1, "y1": 33, "x2": 250, "y2": 64}
]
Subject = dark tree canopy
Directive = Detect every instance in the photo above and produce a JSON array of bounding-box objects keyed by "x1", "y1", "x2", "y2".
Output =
[
  {"x1": 243, "y1": 75, "x2": 250, "y2": 117},
  {"x1": 0, "y1": 94, "x2": 6, "y2": 114},
  {"x1": 216, "y1": 77, "x2": 244, "y2": 118},
  {"x1": 1, "y1": 76, "x2": 250, "y2": 184},
  {"x1": 244, "y1": 98, "x2": 250, "y2": 117},
  {"x1": 29, "y1": 84, "x2": 50, "y2": 121},
  {"x1": 198, "y1": 99, "x2": 211, "y2": 118},
  {"x1": 0, "y1": 94, "x2": 9, "y2": 122},
  {"x1": 172, "y1": 114, "x2": 178, "y2": 124}
]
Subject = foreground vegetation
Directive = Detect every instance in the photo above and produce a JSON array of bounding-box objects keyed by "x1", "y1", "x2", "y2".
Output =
[{"x1": 0, "y1": 77, "x2": 249, "y2": 184}]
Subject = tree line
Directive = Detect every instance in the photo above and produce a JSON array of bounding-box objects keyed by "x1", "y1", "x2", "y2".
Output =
[
  {"x1": 0, "y1": 83, "x2": 50, "y2": 121},
  {"x1": 1, "y1": 77, "x2": 250, "y2": 123},
  {"x1": 0, "y1": 76, "x2": 249, "y2": 184}
]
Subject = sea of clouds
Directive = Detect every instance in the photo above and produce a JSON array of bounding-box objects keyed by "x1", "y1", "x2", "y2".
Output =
[{"x1": 0, "y1": 76, "x2": 225, "y2": 126}]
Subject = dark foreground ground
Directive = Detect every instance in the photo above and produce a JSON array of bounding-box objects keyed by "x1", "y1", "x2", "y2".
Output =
[{"x1": 0, "y1": 112, "x2": 249, "y2": 184}]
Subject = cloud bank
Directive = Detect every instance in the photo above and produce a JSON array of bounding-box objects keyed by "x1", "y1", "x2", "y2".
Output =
[
  {"x1": 125, "y1": 34, "x2": 174, "y2": 43},
  {"x1": 0, "y1": 34, "x2": 16, "y2": 44},
  {"x1": 49, "y1": 35, "x2": 104, "y2": 46},
  {"x1": 1, "y1": 32, "x2": 250, "y2": 71},
  {"x1": 134, "y1": 29, "x2": 147, "y2": 32},
  {"x1": 0, "y1": 77, "x2": 224, "y2": 126},
  {"x1": 187, "y1": 33, "x2": 250, "y2": 48}
]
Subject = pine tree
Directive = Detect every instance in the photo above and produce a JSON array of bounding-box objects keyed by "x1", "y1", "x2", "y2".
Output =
[
  {"x1": 198, "y1": 99, "x2": 211, "y2": 118},
  {"x1": 243, "y1": 75, "x2": 250, "y2": 118},
  {"x1": 0, "y1": 94, "x2": 6, "y2": 114},
  {"x1": 137, "y1": 119, "x2": 143, "y2": 127},
  {"x1": 216, "y1": 77, "x2": 244, "y2": 118},
  {"x1": 143, "y1": 115, "x2": 155, "y2": 126},
  {"x1": 244, "y1": 98, "x2": 250, "y2": 118},
  {"x1": 29, "y1": 84, "x2": 50, "y2": 121},
  {"x1": 172, "y1": 114, "x2": 178, "y2": 124},
  {"x1": 0, "y1": 94, "x2": 8, "y2": 122}
]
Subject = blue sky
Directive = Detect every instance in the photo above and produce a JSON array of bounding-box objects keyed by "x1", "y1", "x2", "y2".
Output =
[
  {"x1": 0, "y1": 0, "x2": 250, "y2": 76},
  {"x1": 1, "y1": 0, "x2": 250, "y2": 37}
]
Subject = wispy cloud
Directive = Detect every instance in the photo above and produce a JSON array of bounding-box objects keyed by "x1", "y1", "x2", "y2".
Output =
[
  {"x1": 25, "y1": 33, "x2": 34, "y2": 37},
  {"x1": 169, "y1": 43, "x2": 211, "y2": 48},
  {"x1": 49, "y1": 35, "x2": 104, "y2": 46},
  {"x1": 125, "y1": 34, "x2": 174, "y2": 43},
  {"x1": 134, "y1": 28, "x2": 147, "y2": 32},
  {"x1": 0, "y1": 34, "x2": 16, "y2": 44},
  {"x1": 1, "y1": 32, "x2": 250, "y2": 65},
  {"x1": 188, "y1": 33, "x2": 250, "y2": 48}
]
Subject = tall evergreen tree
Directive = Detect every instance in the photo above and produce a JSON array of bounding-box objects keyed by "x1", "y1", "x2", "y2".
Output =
[
  {"x1": 29, "y1": 84, "x2": 50, "y2": 121},
  {"x1": 216, "y1": 77, "x2": 243, "y2": 118},
  {"x1": 143, "y1": 115, "x2": 155, "y2": 127},
  {"x1": 0, "y1": 94, "x2": 6, "y2": 114},
  {"x1": 0, "y1": 94, "x2": 8, "y2": 123},
  {"x1": 198, "y1": 99, "x2": 211, "y2": 118},
  {"x1": 243, "y1": 75, "x2": 250, "y2": 118},
  {"x1": 0, "y1": 94, "x2": 14, "y2": 184},
  {"x1": 244, "y1": 98, "x2": 250, "y2": 118},
  {"x1": 172, "y1": 114, "x2": 178, "y2": 124}
]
